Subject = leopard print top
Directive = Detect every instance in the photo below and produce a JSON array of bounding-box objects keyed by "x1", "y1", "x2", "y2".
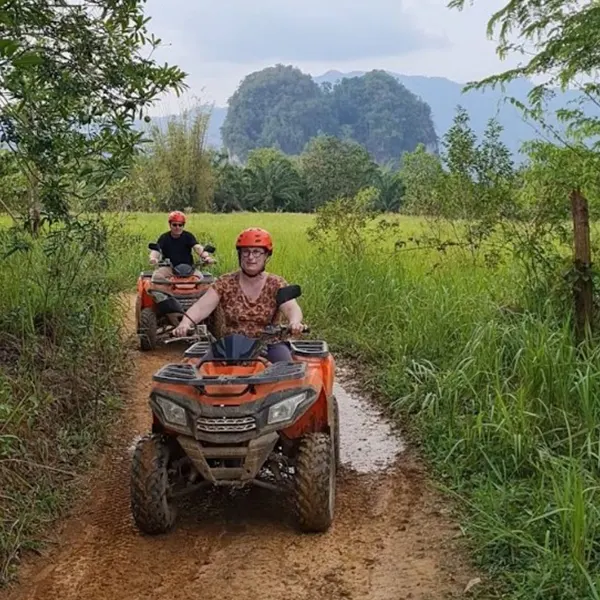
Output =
[{"x1": 211, "y1": 271, "x2": 288, "y2": 339}]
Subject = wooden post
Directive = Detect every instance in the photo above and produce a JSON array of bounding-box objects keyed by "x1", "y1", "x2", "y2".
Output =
[{"x1": 570, "y1": 188, "x2": 593, "y2": 342}]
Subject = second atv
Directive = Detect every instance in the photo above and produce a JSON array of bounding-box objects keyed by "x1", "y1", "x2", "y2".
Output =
[
  {"x1": 129, "y1": 284, "x2": 340, "y2": 534},
  {"x1": 135, "y1": 242, "x2": 218, "y2": 351}
]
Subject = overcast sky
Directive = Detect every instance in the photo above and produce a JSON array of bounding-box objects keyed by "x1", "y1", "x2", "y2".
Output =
[{"x1": 142, "y1": 0, "x2": 521, "y2": 115}]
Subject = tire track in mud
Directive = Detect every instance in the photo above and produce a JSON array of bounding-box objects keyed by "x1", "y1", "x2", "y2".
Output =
[{"x1": 1, "y1": 297, "x2": 476, "y2": 600}]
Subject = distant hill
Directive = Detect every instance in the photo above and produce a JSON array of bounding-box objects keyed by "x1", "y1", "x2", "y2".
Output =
[
  {"x1": 315, "y1": 70, "x2": 585, "y2": 159},
  {"x1": 141, "y1": 70, "x2": 597, "y2": 159}
]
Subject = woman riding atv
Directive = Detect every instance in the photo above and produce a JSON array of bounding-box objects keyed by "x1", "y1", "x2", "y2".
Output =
[{"x1": 172, "y1": 228, "x2": 303, "y2": 363}]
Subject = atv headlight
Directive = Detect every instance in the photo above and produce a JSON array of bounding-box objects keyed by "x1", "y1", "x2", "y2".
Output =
[
  {"x1": 267, "y1": 392, "x2": 310, "y2": 425},
  {"x1": 155, "y1": 395, "x2": 187, "y2": 428}
]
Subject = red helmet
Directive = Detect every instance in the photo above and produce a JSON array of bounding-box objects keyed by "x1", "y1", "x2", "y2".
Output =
[
  {"x1": 168, "y1": 210, "x2": 186, "y2": 224},
  {"x1": 235, "y1": 228, "x2": 273, "y2": 255}
]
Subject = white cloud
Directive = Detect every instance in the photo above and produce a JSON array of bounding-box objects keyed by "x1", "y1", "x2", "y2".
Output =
[{"x1": 142, "y1": 0, "x2": 524, "y2": 113}]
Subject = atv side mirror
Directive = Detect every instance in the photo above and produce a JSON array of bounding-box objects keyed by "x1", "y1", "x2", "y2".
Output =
[
  {"x1": 204, "y1": 244, "x2": 216, "y2": 254},
  {"x1": 149, "y1": 290, "x2": 185, "y2": 315},
  {"x1": 148, "y1": 242, "x2": 161, "y2": 251},
  {"x1": 276, "y1": 284, "x2": 302, "y2": 307},
  {"x1": 148, "y1": 289, "x2": 173, "y2": 303},
  {"x1": 156, "y1": 296, "x2": 185, "y2": 316}
]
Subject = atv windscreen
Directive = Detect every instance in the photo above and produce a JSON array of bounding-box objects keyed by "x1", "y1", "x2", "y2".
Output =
[
  {"x1": 173, "y1": 264, "x2": 196, "y2": 277},
  {"x1": 210, "y1": 333, "x2": 262, "y2": 360}
]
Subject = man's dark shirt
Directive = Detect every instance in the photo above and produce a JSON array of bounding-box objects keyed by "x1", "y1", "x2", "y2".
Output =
[{"x1": 156, "y1": 231, "x2": 198, "y2": 266}]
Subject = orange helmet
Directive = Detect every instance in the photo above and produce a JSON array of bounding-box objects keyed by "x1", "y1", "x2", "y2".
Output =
[
  {"x1": 168, "y1": 210, "x2": 186, "y2": 224},
  {"x1": 235, "y1": 228, "x2": 273, "y2": 255}
]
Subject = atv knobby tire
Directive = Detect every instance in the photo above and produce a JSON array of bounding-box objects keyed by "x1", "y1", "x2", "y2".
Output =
[
  {"x1": 139, "y1": 308, "x2": 157, "y2": 351},
  {"x1": 130, "y1": 434, "x2": 176, "y2": 534},
  {"x1": 332, "y1": 395, "x2": 340, "y2": 471},
  {"x1": 294, "y1": 432, "x2": 335, "y2": 533}
]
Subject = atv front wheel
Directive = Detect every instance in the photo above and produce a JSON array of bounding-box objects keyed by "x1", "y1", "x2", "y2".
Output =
[
  {"x1": 130, "y1": 434, "x2": 176, "y2": 534},
  {"x1": 294, "y1": 432, "x2": 336, "y2": 533},
  {"x1": 139, "y1": 308, "x2": 157, "y2": 351}
]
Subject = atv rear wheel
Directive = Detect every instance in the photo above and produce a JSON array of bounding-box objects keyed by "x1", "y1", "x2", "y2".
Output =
[
  {"x1": 139, "y1": 308, "x2": 157, "y2": 351},
  {"x1": 294, "y1": 432, "x2": 335, "y2": 533},
  {"x1": 332, "y1": 395, "x2": 340, "y2": 471},
  {"x1": 130, "y1": 434, "x2": 176, "y2": 534}
]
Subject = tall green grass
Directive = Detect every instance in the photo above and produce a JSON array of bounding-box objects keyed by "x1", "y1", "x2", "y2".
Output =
[
  {"x1": 302, "y1": 254, "x2": 600, "y2": 598},
  {"x1": 0, "y1": 222, "x2": 132, "y2": 584},
  {"x1": 116, "y1": 212, "x2": 600, "y2": 598}
]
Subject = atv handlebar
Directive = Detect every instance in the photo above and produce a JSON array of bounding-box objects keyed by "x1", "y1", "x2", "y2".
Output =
[
  {"x1": 148, "y1": 241, "x2": 216, "y2": 267},
  {"x1": 165, "y1": 322, "x2": 216, "y2": 344},
  {"x1": 164, "y1": 335, "x2": 199, "y2": 344},
  {"x1": 169, "y1": 323, "x2": 310, "y2": 341},
  {"x1": 152, "y1": 257, "x2": 216, "y2": 268},
  {"x1": 261, "y1": 324, "x2": 311, "y2": 336}
]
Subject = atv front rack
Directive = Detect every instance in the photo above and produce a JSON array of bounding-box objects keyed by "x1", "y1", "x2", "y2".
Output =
[
  {"x1": 183, "y1": 339, "x2": 330, "y2": 359},
  {"x1": 184, "y1": 340, "x2": 212, "y2": 358},
  {"x1": 289, "y1": 340, "x2": 329, "y2": 358},
  {"x1": 153, "y1": 360, "x2": 307, "y2": 388}
]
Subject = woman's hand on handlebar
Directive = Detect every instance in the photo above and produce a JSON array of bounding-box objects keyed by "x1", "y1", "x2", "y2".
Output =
[
  {"x1": 288, "y1": 321, "x2": 304, "y2": 335},
  {"x1": 173, "y1": 320, "x2": 192, "y2": 337}
]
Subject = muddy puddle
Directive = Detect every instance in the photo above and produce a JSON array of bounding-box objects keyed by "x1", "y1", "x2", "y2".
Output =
[{"x1": 335, "y1": 379, "x2": 405, "y2": 473}]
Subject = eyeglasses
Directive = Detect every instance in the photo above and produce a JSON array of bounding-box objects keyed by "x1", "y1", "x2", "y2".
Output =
[
  {"x1": 240, "y1": 248, "x2": 266, "y2": 258},
  {"x1": 170, "y1": 222, "x2": 184, "y2": 228}
]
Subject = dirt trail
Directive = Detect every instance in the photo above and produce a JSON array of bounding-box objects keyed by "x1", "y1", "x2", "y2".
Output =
[{"x1": 1, "y1": 297, "x2": 475, "y2": 600}]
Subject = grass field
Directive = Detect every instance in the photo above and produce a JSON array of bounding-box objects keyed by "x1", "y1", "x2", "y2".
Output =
[{"x1": 3, "y1": 210, "x2": 600, "y2": 597}]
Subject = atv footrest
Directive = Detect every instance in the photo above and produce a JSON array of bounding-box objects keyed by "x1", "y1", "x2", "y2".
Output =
[
  {"x1": 290, "y1": 340, "x2": 329, "y2": 358},
  {"x1": 153, "y1": 361, "x2": 307, "y2": 385}
]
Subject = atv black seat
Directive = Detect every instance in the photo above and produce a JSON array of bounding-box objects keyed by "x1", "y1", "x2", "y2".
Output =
[
  {"x1": 153, "y1": 360, "x2": 306, "y2": 386},
  {"x1": 184, "y1": 340, "x2": 211, "y2": 358},
  {"x1": 290, "y1": 340, "x2": 329, "y2": 358}
]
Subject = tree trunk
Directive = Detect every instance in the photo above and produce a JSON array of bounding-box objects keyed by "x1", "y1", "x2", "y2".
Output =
[{"x1": 570, "y1": 188, "x2": 593, "y2": 342}]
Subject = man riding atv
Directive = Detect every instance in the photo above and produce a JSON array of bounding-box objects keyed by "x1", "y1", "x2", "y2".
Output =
[
  {"x1": 150, "y1": 211, "x2": 215, "y2": 281},
  {"x1": 173, "y1": 227, "x2": 303, "y2": 363},
  {"x1": 136, "y1": 211, "x2": 218, "y2": 347}
]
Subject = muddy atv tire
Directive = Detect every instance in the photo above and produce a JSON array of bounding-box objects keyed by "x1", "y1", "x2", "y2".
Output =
[
  {"x1": 139, "y1": 308, "x2": 157, "y2": 351},
  {"x1": 332, "y1": 395, "x2": 340, "y2": 471},
  {"x1": 294, "y1": 432, "x2": 335, "y2": 533},
  {"x1": 130, "y1": 434, "x2": 176, "y2": 535}
]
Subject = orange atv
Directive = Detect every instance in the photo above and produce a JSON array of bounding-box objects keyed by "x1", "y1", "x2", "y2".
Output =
[
  {"x1": 135, "y1": 242, "x2": 217, "y2": 351},
  {"x1": 129, "y1": 285, "x2": 340, "y2": 534}
]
